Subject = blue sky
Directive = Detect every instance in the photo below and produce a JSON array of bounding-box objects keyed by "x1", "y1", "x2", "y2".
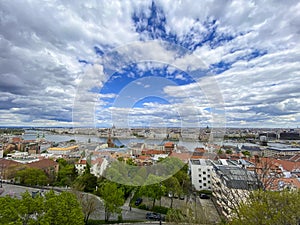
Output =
[{"x1": 0, "y1": 0, "x2": 300, "y2": 128}]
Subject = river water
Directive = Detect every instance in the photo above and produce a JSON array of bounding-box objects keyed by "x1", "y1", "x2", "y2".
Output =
[{"x1": 22, "y1": 130, "x2": 206, "y2": 151}]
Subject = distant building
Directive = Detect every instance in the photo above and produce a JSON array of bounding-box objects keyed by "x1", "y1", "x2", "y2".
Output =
[
  {"x1": 0, "y1": 144, "x2": 3, "y2": 158},
  {"x1": 47, "y1": 145, "x2": 79, "y2": 155},
  {"x1": 164, "y1": 142, "x2": 174, "y2": 153},
  {"x1": 28, "y1": 159, "x2": 59, "y2": 176},
  {"x1": 0, "y1": 158, "x2": 24, "y2": 181},
  {"x1": 75, "y1": 158, "x2": 87, "y2": 175},
  {"x1": 189, "y1": 159, "x2": 213, "y2": 191},
  {"x1": 279, "y1": 131, "x2": 300, "y2": 140}
]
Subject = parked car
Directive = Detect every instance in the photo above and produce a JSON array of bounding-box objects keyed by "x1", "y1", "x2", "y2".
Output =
[
  {"x1": 135, "y1": 197, "x2": 143, "y2": 206},
  {"x1": 146, "y1": 212, "x2": 164, "y2": 221},
  {"x1": 200, "y1": 193, "x2": 210, "y2": 199}
]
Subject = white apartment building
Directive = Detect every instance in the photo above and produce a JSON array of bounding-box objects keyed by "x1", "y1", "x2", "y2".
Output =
[{"x1": 189, "y1": 159, "x2": 213, "y2": 191}]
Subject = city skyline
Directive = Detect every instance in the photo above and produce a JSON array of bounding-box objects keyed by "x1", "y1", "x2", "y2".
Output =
[{"x1": 0, "y1": 1, "x2": 300, "y2": 128}]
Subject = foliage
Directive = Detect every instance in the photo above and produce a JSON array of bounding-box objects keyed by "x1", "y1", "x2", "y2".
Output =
[
  {"x1": 137, "y1": 204, "x2": 149, "y2": 210},
  {"x1": 0, "y1": 190, "x2": 84, "y2": 225},
  {"x1": 229, "y1": 189, "x2": 300, "y2": 225},
  {"x1": 139, "y1": 174, "x2": 166, "y2": 209},
  {"x1": 166, "y1": 208, "x2": 186, "y2": 223},
  {"x1": 163, "y1": 176, "x2": 181, "y2": 208},
  {"x1": 74, "y1": 172, "x2": 98, "y2": 192},
  {"x1": 96, "y1": 181, "x2": 125, "y2": 222},
  {"x1": 241, "y1": 150, "x2": 251, "y2": 156},
  {"x1": 74, "y1": 191, "x2": 99, "y2": 224},
  {"x1": 16, "y1": 167, "x2": 48, "y2": 186},
  {"x1": 152, "y1": 205, "x2": 169, "y2": 214},
  {"x1": 55, "y1": 158, "x2": 77, "y2": 187}
]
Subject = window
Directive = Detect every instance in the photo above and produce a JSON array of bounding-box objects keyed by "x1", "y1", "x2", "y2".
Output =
[
  {"x1": 208, "y1": 175, "x2": 210, "y2": 178},
  {"x1": 203, "y1": 177, "x2": 206, "y2": 180},
  {"x1": 207, "y1": 169, "x2": 210, "y2": 171},
  {"x1": 199, "y1": 180, "x2": 202, "y2": 183},
  {"x1": 203, "y1": 183, "x2": 207, "y2": 186},
  {"x1": 208, "y1": 180, "x2": 210, "y2": 184},
  {"x1": 198, "y1": 168, "x2": 201, "y2": 172},
  {"x1": 203, "y1": 171, "x2": 206, "y2": 175},
  {"x1": 200, "y1": 186, "x2": 202, "y2": 189},
  {"x1": 198, "y1": 174, "x2": 201, "y2": 177}
]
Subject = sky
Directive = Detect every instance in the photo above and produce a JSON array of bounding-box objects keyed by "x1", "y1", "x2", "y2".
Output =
[{"x1": 0, "y1": 0, "x2": 300, "y2": 129}]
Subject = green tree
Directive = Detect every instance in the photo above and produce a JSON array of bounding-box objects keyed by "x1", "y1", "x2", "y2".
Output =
[
  {"x1": 139, "y1": 174, "x2": 166, "y2": 209},
  {"x1": 56, "y1": 159, "x2": 78, "y2": 187},
  {"x1": 74, "y1": 192, "x2": 99, "y2": 225},
  {"x1": 97, "y1": 181, "x2": 125, "y2": 222},
  {"x1": 0, "y1": 195, "x2": 22, "y2": 225},
  {"x1": 163, "y1": 176, "x2": 181, "y2": 208},
  {"x1": 16, "y1": 167, "x2": 48, "y2": 186},
  {"x1": 73, "y1": 165, "x2": 97, "y2": 192},
  {"x1": 230, "y1": 190, "x2": 300, "y2": 225},
  {"x1": 41, "y1": 191, "x2": 84, "y2": 225},
  {"x1": 0, "y1": 191, "x2": 84, "y2": 225}
]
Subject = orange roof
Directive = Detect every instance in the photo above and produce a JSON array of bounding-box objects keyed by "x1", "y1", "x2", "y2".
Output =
[
  {"x1": 91, "y1": 158, "x2": 103, "y2": 165},
  {"x1": 12, "y1": 137, "x2": 22, "y2": 143},
  {"x1": 137, "y1": 155, "x2": 151, "y2": 160},
  {"x1": 142, "y1": 149, "x2": 164, "y2": 155},
  {"x1": 75, "y1": 159, "x2": 87, "y2": 165},
  {"x1": 268, "y1": 178, "x2": 300, "y2": 190},
  {"x1": 169, "y1": 152, "x2": 192, "y2": 162},
  {"x1": 164, "y1": 142, "x2": 174, "y2": 147},
  {"x1": 275, "y1": 159, "x2": 300, "y2": 172},
  {"x1": 194, "y1": 148, "x2": 206, "y2": 153}
]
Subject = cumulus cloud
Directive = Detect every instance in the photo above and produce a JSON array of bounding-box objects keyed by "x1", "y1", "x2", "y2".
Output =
[{"x1": 0, "y1": 0, "x2": 299, "y2": 128}]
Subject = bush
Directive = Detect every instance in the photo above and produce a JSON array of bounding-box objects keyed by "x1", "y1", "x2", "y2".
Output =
[
  {"x1": 137, "y1": 204, "x2": 149, "y2": 210},
  {"x1": 198, "y1": 190, "x2": 212, "y2": 195},
  {"x1": 152, "y1": 205, "x2": 169, "y2": 214}
]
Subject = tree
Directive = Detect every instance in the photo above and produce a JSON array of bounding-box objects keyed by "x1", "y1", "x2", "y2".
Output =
[
  {"x1": 139, "y1": 174, "x2": 166, "y2": 209},
  {"x1": 97, "y1": 181, "x2": 125, "y2": 222},
  {"x1": 0, "y1": 190, "x2": 84, "y2": 225},
  {"x1": 74, "y1": 191, "x2": 99, "y2": 224},
  {"x1": 41, "y1": 191, "x2": 84, "y2": 225},
  {"x1": 0, "y1": 195, "x2": 23, "y2": 225},
  {"x1": 250, "y1": 157, "x2": 282, "y2": 190},
  {"x1": 229, "y1": 189, "x2": 300, "y2": 225},
  {"x1": 56, "y1": 159, "x2": 78, "y2": 187},
  {"x1": 16, "y1": 167, "x2": 48, "y2": 186},
  {"x1": 163, "y1": 176, "x2": 181, "y2": 208},
  {"x1": 73, "y1": 166, "x2": 97, "y2": 192}
]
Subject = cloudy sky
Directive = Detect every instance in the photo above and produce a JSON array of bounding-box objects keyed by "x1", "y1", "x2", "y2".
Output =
[{"x1": 1, "y1": 0, "x2": 300, "y2": 128}]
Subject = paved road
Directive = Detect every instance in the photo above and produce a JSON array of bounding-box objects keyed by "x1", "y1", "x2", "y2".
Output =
[{"x1": 0, "y1": 183, "x2": 55, "y2": 198}]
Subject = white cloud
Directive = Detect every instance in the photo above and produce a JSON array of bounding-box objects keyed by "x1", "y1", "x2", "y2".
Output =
[{"x1": 0, "y1": 0, "x2": 299, "y2": 128}]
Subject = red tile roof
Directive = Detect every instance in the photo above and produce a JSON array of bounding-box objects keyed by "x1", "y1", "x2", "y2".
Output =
[
  {"x1": 164, "y1": 142, "x2": 174, "y2": 147},
  {"x1": 275, "y1": 159, "x2": 300, "y2": 172},
  {"x1": 169, "y1": 152, "x2": 192, "y2": 162},
  {"x1": 268, "y1": 178, "x2": 300, "y2": 190},
  {"x1": 142, "y1": 149, "x2": 164, "y2": 155}
]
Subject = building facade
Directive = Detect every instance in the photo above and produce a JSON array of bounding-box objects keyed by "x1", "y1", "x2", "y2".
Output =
[{"x1": 189, "y1": 159, "x2": 213, "y2": 191}]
